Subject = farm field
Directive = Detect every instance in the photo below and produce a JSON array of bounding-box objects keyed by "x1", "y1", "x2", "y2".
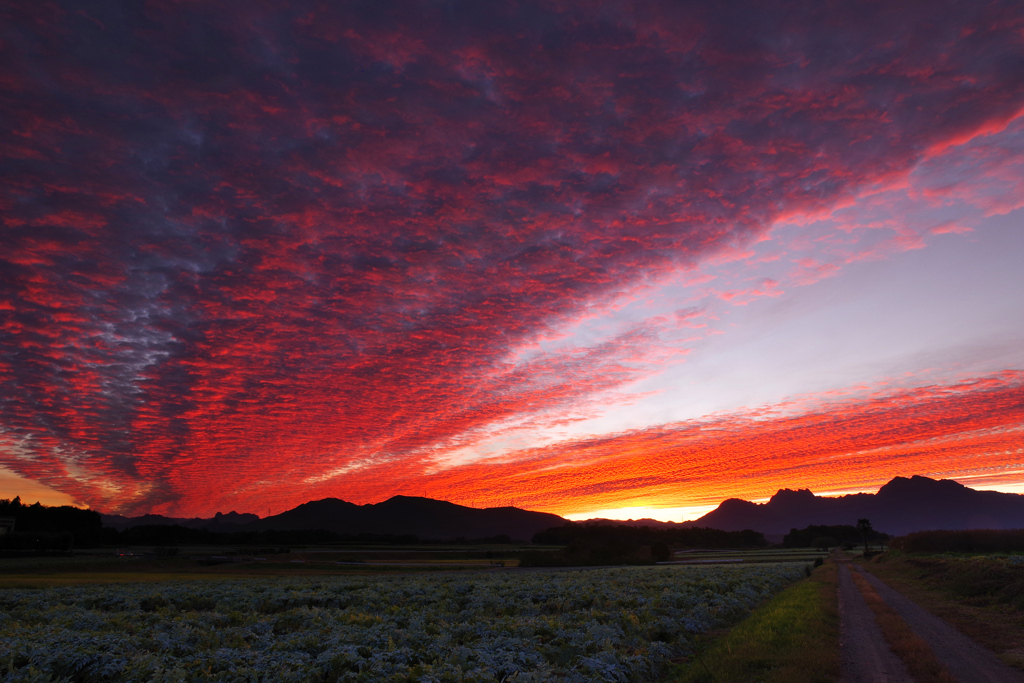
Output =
[
  {"x1": 0, "y1": 546, "x2": 541, "y2": 587},
  {"x1": 0, "y1": 545, "x2": 815, "y2": 587},
  {"x1": 0, "y1": 562, "x2": 807, "y2": 682},
  {"x1": 668, "y1": 548, "x2": 829, "y2": 564}
]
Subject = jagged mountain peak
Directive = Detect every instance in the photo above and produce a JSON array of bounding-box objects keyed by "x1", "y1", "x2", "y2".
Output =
[
  {"x1": 876, "y1": 475, "x2": 966, "y2": 495},
  {"x1": 768, "y1": 488, "x2": 817, "y2": 504},
  {"x1": 682, "y1": 475, "x2": 1024, "y2": 536}
]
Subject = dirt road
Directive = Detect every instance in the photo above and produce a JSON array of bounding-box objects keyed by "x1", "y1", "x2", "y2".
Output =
[
  {"x1": 838, "y1": 562, "x2": 913, "y2": 682},
  {"x1": 853, "y1": 566, "x2": 1024, "y2": 683}
]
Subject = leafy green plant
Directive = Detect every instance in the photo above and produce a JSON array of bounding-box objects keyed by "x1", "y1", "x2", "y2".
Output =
[{"x1": 0, "y1": 564, "x2": 805, "y2": 682}]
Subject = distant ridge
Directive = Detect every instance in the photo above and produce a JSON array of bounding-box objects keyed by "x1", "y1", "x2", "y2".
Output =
[
  {"x1": 575, "y1": 518, "x2": 690, "y2": 529},
  {"x1": 682, "y1": 476, "x2": 1024, "y2": 536},
  {"x1": 100, "y1": 510, "x2": 260, "y2": 532},
  {"x1": 99, "y1": 476, "x2": 1022, "y2": 540},
  {"x1": 102, "y1": 496, "x2": 565, "y2": 541},
  {"x1": 249, "y1": 495, "x2": 565, "y2": 541}
]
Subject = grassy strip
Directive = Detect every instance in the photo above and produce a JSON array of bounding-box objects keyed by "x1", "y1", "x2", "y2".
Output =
[
  {"x1": 863, "y1": 553, "x2": 1024, "y2": 669},
  {"x1": 849, "y1": 569, "x2": 956, "y2": 683},
  {"x1": 671, "y1": 563, "x2": 839, "y2": 683}
]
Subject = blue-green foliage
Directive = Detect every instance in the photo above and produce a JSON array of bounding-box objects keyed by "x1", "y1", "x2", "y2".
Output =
[{"x1": 0, "y1": 564, "x2": 803, "y2": 682}]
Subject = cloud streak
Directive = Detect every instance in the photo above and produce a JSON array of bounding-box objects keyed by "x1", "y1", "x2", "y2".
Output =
[
  {"x1": 1, "y1": 1, "x2": 1023, "y2": 514},
  {"x1": 375, "y1": 372, "x2": 1024, "y2": 517}
]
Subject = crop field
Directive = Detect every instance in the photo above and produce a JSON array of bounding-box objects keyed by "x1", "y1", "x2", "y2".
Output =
[
  {"x1": 0, "y1": 563, "x2": 806, "y2": 682},
  {"x1": 668, "y1": 548, "x2": 829, "y2": 565},
  {"x1": 0, "y1": 548, "x2": 530, "y2": 587}
]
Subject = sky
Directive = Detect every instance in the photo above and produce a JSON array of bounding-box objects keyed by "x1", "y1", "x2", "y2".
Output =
[{"x1": 1, "y1": 1, "x2": 1023, "y2": 521}]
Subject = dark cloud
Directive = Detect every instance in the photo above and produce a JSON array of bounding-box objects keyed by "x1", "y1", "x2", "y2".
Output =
[{"x1": 1, "y1": 0, "x2": 1023, "y2": 514}]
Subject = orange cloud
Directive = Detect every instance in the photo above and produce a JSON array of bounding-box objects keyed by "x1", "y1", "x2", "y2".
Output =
[{"x1": 357, "y1": 371, "x2": 1024, "y2": 518}]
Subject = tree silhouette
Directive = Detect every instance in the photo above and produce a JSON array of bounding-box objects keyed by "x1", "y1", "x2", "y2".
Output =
[
  {"x1": 857, "y1": 518, "x2": 873, "y2": 555},
  {"x1": 810, "y1": 536, "x2": 838, "y2": 551}
]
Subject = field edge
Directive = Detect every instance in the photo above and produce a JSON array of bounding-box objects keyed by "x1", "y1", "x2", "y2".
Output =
[{"x1": 669, "y1": 562, "x2": 840, "y2": 683}]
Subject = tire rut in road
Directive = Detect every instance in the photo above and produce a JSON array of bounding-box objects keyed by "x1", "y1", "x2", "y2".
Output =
[
  {"x1": 838, "y1": 562, "x2": 913, "y2": 683},
  {"x1": 854, "y1": 566, "x2": 1024, "y2": 683}
]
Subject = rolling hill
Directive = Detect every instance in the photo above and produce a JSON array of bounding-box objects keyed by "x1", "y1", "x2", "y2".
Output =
[{"x1": 103, "y1": 496, "x2": 564, "y2": 541}]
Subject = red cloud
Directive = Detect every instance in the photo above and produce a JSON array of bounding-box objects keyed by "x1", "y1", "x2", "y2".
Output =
[
  {"x1": 1, "y1": 1, "x2": 1023, "y2": 514},
  {"x1": 361, "y1": 372, "x2": 1024, "y2": 518}
]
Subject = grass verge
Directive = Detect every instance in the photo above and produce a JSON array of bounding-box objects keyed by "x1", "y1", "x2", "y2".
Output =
[
  {"x1": 670, "y1": 563, "x2": 839, "y2": 683},
  {"x1": 862, "y1": 553, "x2": 1024, "y2": 670},
  {"x1": 849, "y1": 569, "x2": 956, "y2": 683}
]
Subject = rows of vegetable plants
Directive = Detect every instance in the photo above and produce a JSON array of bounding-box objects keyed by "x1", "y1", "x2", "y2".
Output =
[{"x1": 1, "y1": 563, "x2": 806, "y2": 682}]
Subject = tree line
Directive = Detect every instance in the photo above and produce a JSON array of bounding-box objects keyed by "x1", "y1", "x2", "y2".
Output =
[
  {"x1": 0, "y1": 497, "x2": 104, "y2": 551},
  {"x1": 890, "y1": 529, "x2": 1024, "y2": 553},
  {"x1": 782, "y1": 523, "x2": 889, "y2": 550},
  {"x1": 0, "y1": 498, "x2": 514, "y2": 551},
  {"x1": 521, "y1": 522, "x2": 767, "y2": 566}
]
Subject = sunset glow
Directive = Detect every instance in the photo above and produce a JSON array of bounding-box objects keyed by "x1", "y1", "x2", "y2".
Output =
[{"x1": 2, "y1": 1, "x2": 1023, "y2": 519}]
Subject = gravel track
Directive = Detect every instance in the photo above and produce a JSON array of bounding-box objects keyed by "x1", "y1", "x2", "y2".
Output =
[
  {"x1": 838, "y1": 562, "x2": 913, "y2": 682},
  {"x1": 854, "y1": 566, "x2": 1024, "y2": 683}
]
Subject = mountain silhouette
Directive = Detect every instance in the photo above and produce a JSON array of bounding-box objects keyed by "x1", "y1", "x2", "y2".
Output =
[
  {"x1": 100, "y1": 510, "x2": 260, "y2": 532},
  {"x1": 248, "y1": 496, "x2": 564, "y2": 541},
  {"x1": 683, "y1": 475, "x2": 1024, "y2": 536},
  {"x1": 99, "y1": 476, "x2": 1021, "y2": 540},
  {"x1": 577, "y1": 517, "x2": 691, "y2": 529},
  {"x1": 103, "y1": 497, "x2": 564, "y2": 541}
]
